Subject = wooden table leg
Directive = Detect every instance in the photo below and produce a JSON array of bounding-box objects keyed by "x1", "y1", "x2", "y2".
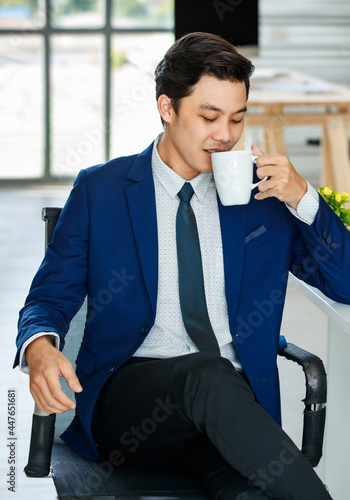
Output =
[
  {"x1": 260, "y1": 106, "x2": 287, "y2": 155},
  {"x1": 266, "y1": 123, "x2": 286, "y2": 155},
  {"x1": 323, "y1": 116, "x2": 350, "y2": 192},
  {"x1": 322, "y1": 122, "x2": 336, "y2": 188}
]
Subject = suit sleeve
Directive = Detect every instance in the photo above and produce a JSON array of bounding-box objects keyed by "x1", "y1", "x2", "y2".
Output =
[
  {"x1": 14, "y1": 169, "x2": 90, "y2": 367},
  {"x1": 288, "y1": 193, "x2": 350, "y2": 304}
]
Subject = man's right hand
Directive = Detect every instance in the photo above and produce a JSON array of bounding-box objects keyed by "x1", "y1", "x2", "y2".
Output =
[{"x1": 26, "y1": 335, "x2": 83, "y2": 414}]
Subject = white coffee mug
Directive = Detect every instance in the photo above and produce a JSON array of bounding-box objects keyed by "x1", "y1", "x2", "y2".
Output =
[{"x1": 211, "y1": 149, "x2": 266, "y2": 206}]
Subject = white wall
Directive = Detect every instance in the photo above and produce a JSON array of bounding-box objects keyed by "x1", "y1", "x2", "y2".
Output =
[{"x1": 254, "y1": 0, "x2": 350, "y2": 85}]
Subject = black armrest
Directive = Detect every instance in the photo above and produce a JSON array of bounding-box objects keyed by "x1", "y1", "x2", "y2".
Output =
[
  {"x1": 279, "y1": 343, "x2": 327, "y2": 467},
  {"x1": 24, "y1": 406, "x2": 55, "y2": 477}
]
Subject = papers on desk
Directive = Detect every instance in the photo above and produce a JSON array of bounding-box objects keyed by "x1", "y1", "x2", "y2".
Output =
[{"x1": 251, "y1": 72, "x2": 334, "y2": 94}]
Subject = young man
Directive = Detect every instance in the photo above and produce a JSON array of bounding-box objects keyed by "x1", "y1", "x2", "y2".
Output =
[{"x1": 15, "y1": 33, "x2": 350, "y2": 499}]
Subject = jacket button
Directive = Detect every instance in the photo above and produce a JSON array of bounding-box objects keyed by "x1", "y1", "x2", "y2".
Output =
[
  {"x1": 107, "y1": 366, "x2": 116, "y2": 373},
  {"x1": 322, "y1": 231, "x2": 327, "y2": 239},
  {"x1": 326, "y1": 236, "x2": 332, "y2": 245},
  {"x1": 331, "y1": 242, "x2": 337, "y2": 250},
  {"x1": 141, "y1": 325, "x2": 149, "y2": 335}
]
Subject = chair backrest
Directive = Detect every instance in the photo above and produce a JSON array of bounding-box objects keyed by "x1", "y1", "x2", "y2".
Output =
[{"x1": 42, "y1": 207, "x2": 87, "y2": 441}]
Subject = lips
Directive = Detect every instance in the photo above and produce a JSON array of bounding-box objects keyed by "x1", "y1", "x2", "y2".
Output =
[
  {"x1": 205, "y1": 149, "x2": 228, "y2": 153},
  {"x1": 204, "y1": 149, "x2": 229, "y2": 159}
]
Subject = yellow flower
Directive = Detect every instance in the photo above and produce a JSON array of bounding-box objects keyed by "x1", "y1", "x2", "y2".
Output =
[
  {"x1": 335, "y1": 193, "x2": 342, "y2": 203},
  {"x1": 324, "y1": 187, "x2": 332, "y2": 196},
  {"x1": 342, "y1": 192, "x2": 349, "y2": 198}
]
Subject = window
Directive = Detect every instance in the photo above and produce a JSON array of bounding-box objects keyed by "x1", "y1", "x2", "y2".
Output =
[{"x1": 0, "y1": 0, "x2": 174, "y2": 180}]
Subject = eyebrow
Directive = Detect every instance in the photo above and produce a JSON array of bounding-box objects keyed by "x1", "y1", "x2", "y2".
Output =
[{"x1": 199, "y1": 103, "x2": 247, "y2": 114}]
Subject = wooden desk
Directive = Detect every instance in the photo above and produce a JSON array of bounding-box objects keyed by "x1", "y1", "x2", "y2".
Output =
[
  {"x1": 289, "y1": 274, "x2": 350, "y2": 500},
  {"x1": 242, "y1": 69, "x2": 350, "y2": 192}
]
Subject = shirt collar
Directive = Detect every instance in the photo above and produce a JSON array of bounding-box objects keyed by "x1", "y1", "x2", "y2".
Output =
[{"x1": 152, "y1": 133, "x2": 214, "y2": 202}]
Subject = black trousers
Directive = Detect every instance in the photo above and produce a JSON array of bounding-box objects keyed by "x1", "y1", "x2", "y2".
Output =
[{"x1": 92, "y1": 352, "x2": 332, "y2": 500}]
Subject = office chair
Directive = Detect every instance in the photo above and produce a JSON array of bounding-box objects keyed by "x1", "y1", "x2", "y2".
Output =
[{"x1": 24, "y1": 207, "x2": 327, "y2": 499}]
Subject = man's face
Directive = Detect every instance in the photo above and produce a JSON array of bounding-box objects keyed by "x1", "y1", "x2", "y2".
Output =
[{"x1": 158, "y1": 74, "x2": 247, "y2": 180}]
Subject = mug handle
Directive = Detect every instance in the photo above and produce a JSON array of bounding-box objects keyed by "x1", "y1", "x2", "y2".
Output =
[{"x1": 251, "y1": 155, "x2": 268, "y2": 189}]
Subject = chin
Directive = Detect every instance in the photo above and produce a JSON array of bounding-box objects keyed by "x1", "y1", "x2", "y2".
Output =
[{"x1": 202, "y1": 160, "x2": 214, "y2": 173}]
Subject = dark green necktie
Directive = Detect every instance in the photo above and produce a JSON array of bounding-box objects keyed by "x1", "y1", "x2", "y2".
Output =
[{"x1": 176, "y1": 182, "x2": 220, "y2": 354}]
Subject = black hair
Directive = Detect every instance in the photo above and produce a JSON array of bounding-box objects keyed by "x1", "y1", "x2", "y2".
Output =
[{"x1": 155, "y1": 32, "x2": 254, "y2": 125}]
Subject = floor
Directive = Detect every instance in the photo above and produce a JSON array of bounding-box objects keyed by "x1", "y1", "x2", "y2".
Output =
[{"x1": 0, "y1": 184, "x2": 329, "y2": 500}]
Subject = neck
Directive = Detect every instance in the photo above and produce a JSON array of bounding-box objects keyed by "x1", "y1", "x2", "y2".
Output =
[{"x1": 157, "y1": 130, "x2": 199, "y2": 180}]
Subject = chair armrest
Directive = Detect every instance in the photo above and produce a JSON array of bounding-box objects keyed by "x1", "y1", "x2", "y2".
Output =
[
  {"x1": 278, "y1": 342, "x2": 327, "y2": 467},
  {"x1": 279, "y1": 343, "x2": 327, "y2": 404},
  {"x1": 24, "y1": 405, "x2": 56, "y2": 477}
]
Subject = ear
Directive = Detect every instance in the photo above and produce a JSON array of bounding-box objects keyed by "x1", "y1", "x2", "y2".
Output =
[{"x1": 157, "y1": 94, "x2": 174, "y2": 125}]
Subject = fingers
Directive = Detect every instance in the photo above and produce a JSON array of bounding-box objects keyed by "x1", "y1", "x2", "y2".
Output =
[
  {"x1": 254, "y1": 177, "x2": 285, "y2": 202},
  {"x1": 30, "y1": 369, "x2": 76, "y2": 414},
  {"x1": 255, "y1": 160, "x2": 287, "y2": 181},
  {"x1": 26, "y1": 335, "x2": 82, "y2": 414},
  {"x1": 252, "y1": 151, "x2": 307, "y2": 208},
  {"x1": 251, "y1": 144, "x2": 265, "y2": 156},
  {"x1": 63, "y1": 364, "x2": 83, "y2": 394}
]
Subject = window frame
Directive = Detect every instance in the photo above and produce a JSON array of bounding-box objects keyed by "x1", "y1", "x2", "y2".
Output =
[{"x1": 0, "y1": 0, "x2": 173, "y2": 183}]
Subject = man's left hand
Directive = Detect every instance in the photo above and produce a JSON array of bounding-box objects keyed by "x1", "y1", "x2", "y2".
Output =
[{"x1": 252, "y1": 144, "x2": 307, "y2": 210}]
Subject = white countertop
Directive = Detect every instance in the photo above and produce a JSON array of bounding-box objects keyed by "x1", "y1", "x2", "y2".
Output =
[{"x1": 289, "y1": 273, "x2": 350, "y2": 334}]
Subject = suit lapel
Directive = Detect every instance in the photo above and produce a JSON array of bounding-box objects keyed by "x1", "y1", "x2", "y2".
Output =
[
  {"x1": 218, "y1": 198, "x2": 247, "y2": 331},
  {"x1": 125, "y1": 144, "x2": 158, "y2": 317}
]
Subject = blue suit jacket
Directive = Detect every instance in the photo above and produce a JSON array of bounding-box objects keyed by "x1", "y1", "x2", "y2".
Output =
[{"x1": 14, "y1": 141, "x2": 350, "y2": 460}]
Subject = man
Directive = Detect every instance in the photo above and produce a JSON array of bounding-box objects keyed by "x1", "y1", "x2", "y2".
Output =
[{"x1": 15, "y1": 33, "x2": 350, "y2": 499}]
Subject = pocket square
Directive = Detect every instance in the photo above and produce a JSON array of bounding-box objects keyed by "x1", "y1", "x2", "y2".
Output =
[{"x1": 245, "y1": 225, "x2": 267, "y2": 244}]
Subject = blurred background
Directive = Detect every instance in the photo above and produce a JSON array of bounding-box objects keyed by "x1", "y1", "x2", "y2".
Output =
[
  {"x1": 0, "y1": 0, "x2": 349, "y2": 182},
  {"x1": 0, "y1": 0, "x2": 174, "y2": 180}
]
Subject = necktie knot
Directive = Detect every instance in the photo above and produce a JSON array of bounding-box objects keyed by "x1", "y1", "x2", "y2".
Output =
[{"x1": 178, "y1": 182, "x2": 194, "y2": 203}]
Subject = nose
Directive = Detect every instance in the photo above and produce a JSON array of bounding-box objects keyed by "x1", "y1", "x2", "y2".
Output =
[{"x1": 212, "y1": 120, "x2": 232, "y2": 144}]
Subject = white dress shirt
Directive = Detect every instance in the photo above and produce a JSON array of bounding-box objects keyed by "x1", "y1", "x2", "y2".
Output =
[{"x1": 133, "y1": 135, "x2": 240, "y2": 366}]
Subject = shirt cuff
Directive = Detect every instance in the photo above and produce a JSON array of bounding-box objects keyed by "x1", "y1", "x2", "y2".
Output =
[
  {"x1": 286, "y1": 182, "x2": 319, "y2": 225},
  {"x1": 19, "y1": 332, "x2": 60, "y2": 374}
]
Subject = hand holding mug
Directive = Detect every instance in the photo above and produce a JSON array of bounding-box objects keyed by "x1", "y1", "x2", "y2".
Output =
[
  {"x1": 252, "y1": 144, "x2": 307, "y2": 210},
  {"x1": 211, "y1": 145, "x2": 308, "y2": 209}
]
